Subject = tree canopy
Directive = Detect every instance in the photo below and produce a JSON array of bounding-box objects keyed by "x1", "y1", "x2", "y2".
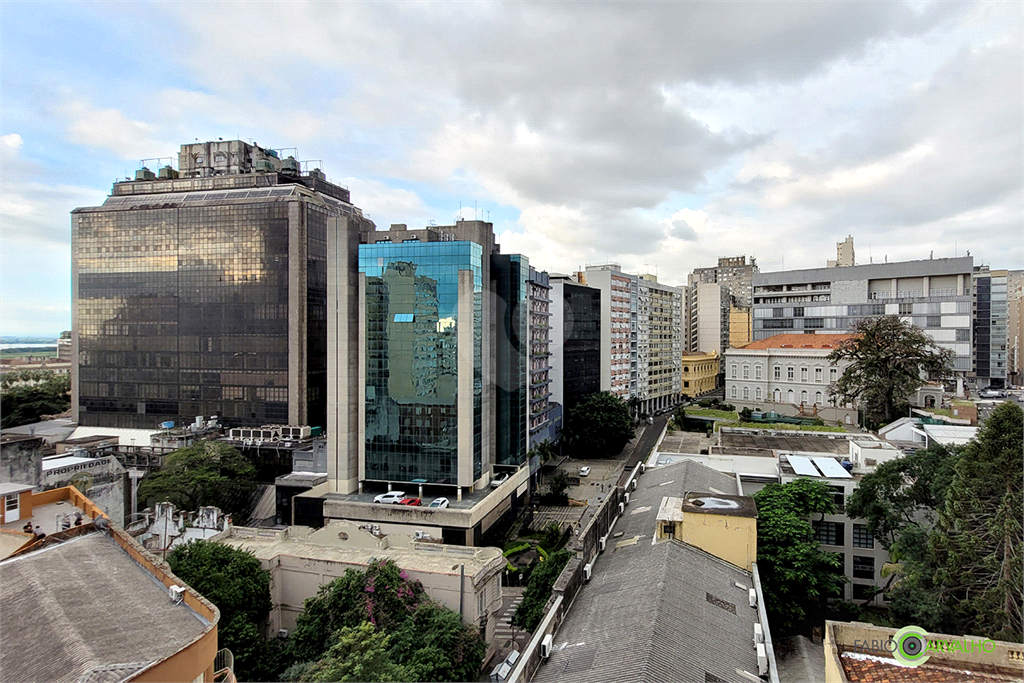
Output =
[
  {"x1": 137, "y1": 441, "x2": 257, "y2": 516},
  {"x1": 564, "y1": 391, "x2": 635, "y2": 457},
  {"x1": 168, "y1": 540, "x2": 282, "y2": 681},
  {"x1": 753, "y1": 478, "x2": 847, "y2": 631},
  {"x1": 827, "y1": 316, "x2": 953, "y2": 426},
  {"x1": 0, "y1": 374, "x2": 70, "y2": 429},
  {"x1": 857, "y1": 402, "x2": 1023, "y2": 642},
  {"x1": 290, "y1": 559, "x2": 486, "y2": 682},
  {"x1": 511, "y1": 548, "x2": 573, "y2": 632}
]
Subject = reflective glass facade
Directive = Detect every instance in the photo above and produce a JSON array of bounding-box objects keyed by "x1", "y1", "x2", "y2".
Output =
[
  {"x1": 360, "y1": 242, "x2": 483, "y2": 484},
  {"x1": 73, "y1": 179, "x2": 351, "y2": 429},
  {"x1": 494, "y1": 254, "x2": 529, "y2": 465}
]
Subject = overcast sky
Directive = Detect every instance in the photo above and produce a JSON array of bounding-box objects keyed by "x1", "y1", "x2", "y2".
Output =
[{"x1": 2, "y1": 1, "x2": 1021, "y2": 336}]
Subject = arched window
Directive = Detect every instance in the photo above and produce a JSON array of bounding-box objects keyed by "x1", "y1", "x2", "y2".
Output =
[
  {"x1": 731, "y1": 385, "x2": 737, "y2": 398},
  {"x1": 815, "y1": 391, "x2": 823, "y2": 405},
  {"x1": 787, "y1": 389, "x2": 794, "y2": 403},
  {"x1": 801, "y1": 390, "x2": 808, "y2": 404},
  {"x1": 755, "y1": 387, "x2": 762, "y2": 400},
  {"x1": 774, "y1": 389, "x2": 781, "y2": 402},
  {"x1": 743, "y1": 386, "x2": 749, "y2": 399}
]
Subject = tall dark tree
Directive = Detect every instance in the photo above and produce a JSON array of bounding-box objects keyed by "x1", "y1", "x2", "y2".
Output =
[
  {"x1": 168, "y1": 540, "x2": 282, "y2": 681},
  {"x1": 564, "y1": 391, "x2": 635, "y2": 457},
  {"x1": 137, "y1": 441, "x2": 257, "y2": 516},
  {"x1": 753, "y1": 478, "x2": 847, "y2": 631},
  {"x1": 931, "y1": 401, "x2": 1023, "y2": 641},
  {"x1": 827, "y1": 316, "x2": 953, "y2": 425}
]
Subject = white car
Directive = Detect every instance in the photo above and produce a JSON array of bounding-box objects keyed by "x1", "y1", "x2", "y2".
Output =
[
  {"x1": 979, "y1": 389, "x2": 1006, "y2": 399},
  {"x1": 428, "y1": 497, "x2": 450, "y2": 509},
  {"x1": 579, "y1": 466, "x2": 592, "y2": 477},
  {"x1": 490, "y1": 472, "x2": 510, "y2": 488},
  {"x1": 373, "y1": 491, "x2": 406, "y2": 504}
]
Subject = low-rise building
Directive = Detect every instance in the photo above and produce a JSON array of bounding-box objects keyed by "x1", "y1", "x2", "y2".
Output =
[
  {"x1": 680, "y1": 350, "x2": 719, "y2": 398},
  {"x1": 212, "y1": 520, "x2": 504, "y2": 651},
  {"x1": 725, "y1": 333, "x2": 858, "y2": 426},
  {"x1": 0, "y1": 487, "x2": 225, "y2": 682}
]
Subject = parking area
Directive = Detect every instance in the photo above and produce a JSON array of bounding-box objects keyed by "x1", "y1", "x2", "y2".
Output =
[{"x1": 555, "y1": 459, "x2": 624, "y2": 502}]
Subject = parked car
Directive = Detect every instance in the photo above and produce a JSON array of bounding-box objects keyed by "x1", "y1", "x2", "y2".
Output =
[
  {"x1": 979, "y1": 388, "x2": 1006, "y2": 399},
  {"x1": 428, "y1": 497, "x2": 450, "y2": 509},
  {"x1": 490, "y1": 472, "x2": 510, "y2": 488},
  {"x1": 399, "y1": 497, "x2": 422, "y2": 506},
  {"x1": 579, "y1": 466, "x2": 592, "y2": 477},
  {"x1": 373, "y1": 491, "x2": 406, "y2": 504}
]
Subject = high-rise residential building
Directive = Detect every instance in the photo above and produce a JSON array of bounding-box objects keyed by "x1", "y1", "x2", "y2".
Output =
[
  {"x1": 752, "y1": 256, "x2": 975, "y2": 379},
  {"x1": 687, "y1": 256, "x2": 758, "y2": 358},
  {"x1": 72, "y1": 140, "x2": 372, "y2": 429},
  {"x1": 636, "y1": 274, "x2": 683, "y2": 414},
  {"x1": 549, "y1": 276, "x2": 602, "y2": 412},
  {"x1": 526, "y1": 267, "x2": 559, "y2": 447},
  {"x1": 1008, "y1": 271, "x2": 1024, "y2": 385},
  {"x1": 827, "y1": 235, "x2": 856, "y2": 268},
  {"x1": 972, "y1": 266, "x2": 1009, "y2": 389},
  {"x1": 584, "y1": 265, "x2": 638, "y2": 398}
]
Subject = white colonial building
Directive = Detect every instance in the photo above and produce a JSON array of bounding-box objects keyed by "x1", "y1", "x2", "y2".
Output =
[{"x1": 724, "y1": 333, "x2": 858, "y2": 425}]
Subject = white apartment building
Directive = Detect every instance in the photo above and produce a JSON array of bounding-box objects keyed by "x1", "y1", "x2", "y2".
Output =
[
  {"x1": 724, "y1": 334, "x2": 857, "y2": 425},
  {"x1": 637, "y1": 274, "x2": 684, "y2": 414},
  {"x1": 584, "y1": 265, "x2": 638, "y2": 398}
]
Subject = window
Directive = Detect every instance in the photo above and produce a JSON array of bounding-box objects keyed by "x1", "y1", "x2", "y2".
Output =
[
  {"x1": 956, "y1": 328, "x2": 970, "y2": 342},
  {"x1": 787, "y1": 389, "x2": 794, "y2": 403},
  {"x1": 684, "y1": 381, "x2": 689, "y2": 388},
  {"x1": 927, "y1": 315, "x2": 941, "y2": 328},
  {"x1": 743, "y1": 365, "x2": 749, "y2": 379},
  {"x1": 793, "y1": 307, "x2": 804, "y2": 317},
  {"x1": 774, "y1": 389, "x2": 781, "y2": 402},
  {"x1": 815, "y1": 367, "x2": 823, "y2": 383},
  {"x1": 731, "y1": 364, "x2": 737, "y2": 379},
  {"x1": 743, "y1": 386, "x2": 749, "y2": 399},
  {"x1": 899, "y1": 303, "x2": 913, "y2": 315},
  {"x1": 731, "y1": 386, "x2": 737, "y2": 398},
  {"x1": 852, "y1": 584, "x2": 877, "y2": 601},
  {"x1": 830, "y1": 368, "x2": 837, "y2": 382},
  {"x1": 853, "y1": 556, "x2": 875, "y2": 579},
  {"x1": 801, "y1": 390, "x2": 808, "y2": 403},
  {"x1": 805, "y1": 318, "x2": 824, "y2": 329},
  {"x1": 754, "y1": 365, "x2": 762, "y2": 380},
  {"x1": 787, "y1": 367, "x2": 795, "y2": 380},
  {"x1": 853, "y1": 524, "x2": 875, "y2": 549},
  {"x1": 773, "y1": 307, "x2": 785, "y2": 318},
  {"x1": 815, "y1": 391, "x2": 823, "y2": 405},
  {"x1": 4, "y1": 494, "x2": 17, "y2": 512},
  {"x1": 830, "y1": 485, "x2": 846, "y2": 512},
  {"x1": 774, "y1": 365, "x2": 781, "y2": 380},
  {"x1": 755, "y1": 387, "x2": 762, "y2": 400},
  {"x1": 812, "y1": 521, "x2": 845, "y2": 546},
  {"x1": 801, "y1": 367, "x2": 808, "y2": 382}
]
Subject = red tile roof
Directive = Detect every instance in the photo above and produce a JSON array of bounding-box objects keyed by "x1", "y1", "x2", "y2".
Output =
[
  {"x1": 738, "y1": 333, "x2": 855, "y2": 350},
  {"x1": 840, "y1": 650, "x2": 1024, "y2": 682}
]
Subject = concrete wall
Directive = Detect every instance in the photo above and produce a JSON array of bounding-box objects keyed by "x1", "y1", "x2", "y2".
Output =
[
  {"x1": 42, "y1": 455, "x2": 128, "y2": 526},
  {"x1": 678, "y1": 511, "x2": 757, "y2": 571},
  {"x1": 0, "y1": 436, "x2": 48, "y2": 486}
]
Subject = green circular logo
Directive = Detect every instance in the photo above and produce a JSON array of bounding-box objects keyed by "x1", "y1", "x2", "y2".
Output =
[{"x1": 893, "y1": 625, "x2": 930, "y2": 667}]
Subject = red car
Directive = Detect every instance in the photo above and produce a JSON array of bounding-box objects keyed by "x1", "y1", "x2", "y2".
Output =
[{"x1": 399, "y1": 497, "x2": 422, "y2": 506}]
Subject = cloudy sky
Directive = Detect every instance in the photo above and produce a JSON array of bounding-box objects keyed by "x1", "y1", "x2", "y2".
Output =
[{"x1": 2, "y1": 1, "x2": 1021, "y2": 336}]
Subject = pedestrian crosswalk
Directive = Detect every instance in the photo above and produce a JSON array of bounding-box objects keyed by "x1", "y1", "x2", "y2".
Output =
[{"x1": 493, "y1": 594, "x2": 525, "y2": 645}]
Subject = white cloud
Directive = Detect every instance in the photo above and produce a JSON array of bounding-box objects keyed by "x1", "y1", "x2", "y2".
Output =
[{"x1": 59, "y1": 100, "x2": 163, "y2": 160}]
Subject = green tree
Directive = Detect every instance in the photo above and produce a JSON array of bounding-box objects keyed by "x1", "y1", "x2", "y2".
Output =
[
  {"x1": 168, "y1": 540, "x2": 280, "y2": 681},
  {"x1": 511, "y1": 548, "x2": 573, "y2": 632},
  {"x1": 300, "y1": 624, "x2": 409, "y2": 683},
  {"x1": 931, "y1": 401, "x2": 1023, "y2": 641},
  {"x1": 753, "y1": 479, "x2": 847, "y2": 631},
  {"x1": 0, "y1": 374, "x2": 70, "y2": 428},
  {"x1": 388, "y1": 603, "x2": 487, "y2": 682},
  {"x1": 137, "y1": 441, "x2": 257, "y2": 515},
  {"x1": 827, "y1": 316, "x2": 953, "y2": 426},
  {"x1": 564, "y1": 391, "x2": 635, "y2": 457},
  {"x1": 846, "y1": 445, "x2": 959, "y2": 550}
]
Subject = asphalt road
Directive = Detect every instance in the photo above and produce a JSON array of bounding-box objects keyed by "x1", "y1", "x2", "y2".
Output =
[{"x1": 617, "y1": 414, "x2": 670, "y2": 487}]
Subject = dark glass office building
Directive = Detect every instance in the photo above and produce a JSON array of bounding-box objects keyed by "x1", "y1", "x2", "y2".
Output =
[
  {"x1": 494, "y1": 254, "x2": 529, "y2": 466},
  {"x1": 562, "y1": 282, "x2": 602, "y2": 410},
  {"x1": 72, "y1": 140, "x2": 371, "y2": 429}
]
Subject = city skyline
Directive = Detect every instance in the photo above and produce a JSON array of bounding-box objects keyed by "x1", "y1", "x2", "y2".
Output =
[{"x1": 3, "y1": 2, "x2": 1022, "y2": 336}]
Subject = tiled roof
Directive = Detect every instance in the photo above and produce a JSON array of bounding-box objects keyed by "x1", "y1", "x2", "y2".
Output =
[
  {"x1": 737, "y1": 333, "x2": 855, "y2": 350},
  {"x1": 0, "y1": 532, "x2": 209, "y2": 683},
  {"x1": 841, "y1": 650, "x2": 1024, "y2": 682},
  {"x1": 534, "y1": 460, "x2": 761, "y2": 683}
]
